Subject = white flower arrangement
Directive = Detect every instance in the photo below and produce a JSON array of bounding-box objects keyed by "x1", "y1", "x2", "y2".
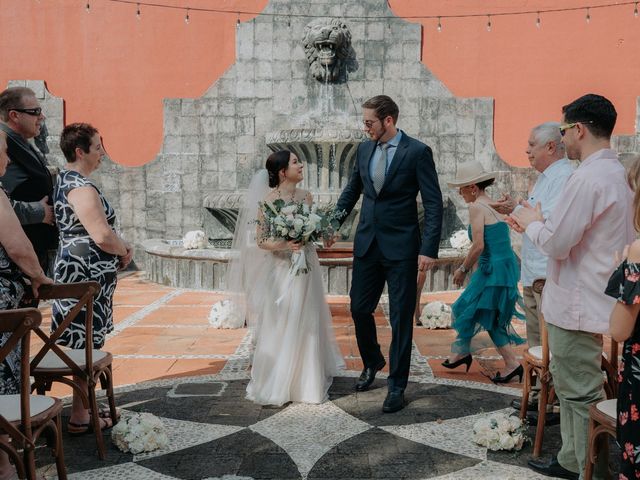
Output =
[
  {"x1": 182, "y1": 230, "x2": 208, "y2": 249},
  {"x1": 419, "y1": 301, "x2": 452, "y2": 329},
  {"x1": 111, "y1": 412, "x2": 169, "y2": 454},
  {"x1": 209, "y1": 299, "x2": 244, "y2": 329},
  {"x1": 473, "y1": 412, "x2": 527, "y2": 451},
  {"x1": 449, "y1": 229, "x2": 472, "y2": 251}
]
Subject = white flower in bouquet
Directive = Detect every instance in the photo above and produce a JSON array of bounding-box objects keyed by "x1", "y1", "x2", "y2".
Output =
[
  {"x1": 450, "y1": 229, "x2": 471, "y2": 251},
  {"x1": 472, "y1": 412, "x2": 527, "y2": 451},
  {"x1": 182, "y1": 230, "x2": 208, "y2": 249},
  {"x1": 419, "y1": 301, "x2": 452, "y2": 329},
  {"x1": 111, "y1": 412, "x2": 169, "y2": 454}
]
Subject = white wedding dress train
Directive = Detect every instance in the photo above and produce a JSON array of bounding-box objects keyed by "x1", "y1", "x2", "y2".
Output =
[{"x1": 246, "y1": 244, "x2": 345, "y2": 406}]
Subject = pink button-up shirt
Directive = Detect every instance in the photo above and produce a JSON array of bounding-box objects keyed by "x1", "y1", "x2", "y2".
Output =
[{"x1": 525, "y1": 148, "x2": 635, "y2": 334}]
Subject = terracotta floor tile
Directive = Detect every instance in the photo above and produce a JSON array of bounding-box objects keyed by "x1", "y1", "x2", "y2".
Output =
[
  {"x1": 132, "y1": 327, "x2": 205, "y2": 355},
  {"x1": 166, "y1": 358, "x2": 226, "y2": 377},
  {"x1": 111, "y1": 358, "x2": 178, "y2": 387},
  {"x1": 113, "y1": 306, "x2": 144, "y2": 325},
  {"x1": 188, "y1": 327, "x2": 248, "y2": 355},
  {"x1": 166, "y1": 291, "x2": 226, "y2": 306},
  {"x1": 113, "y1": 291, "x2": 172, "y2": 306},
  {"x1": 137, "y1": 306, "x2": 213, "y2": 326}
]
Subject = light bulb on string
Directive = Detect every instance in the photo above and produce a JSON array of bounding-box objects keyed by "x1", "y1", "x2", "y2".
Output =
[
  {"x1": 486, "y1": 14, "x2": 492, "y2": 32},
  {"x1": 136, "y1": 3, "x2": 141, "y2": 20},
  {"x1": 437, "y1": 17, "x2": 442, "y2": 32},
  {"x1": 585, "y1": 7, "x2": 591, "y2": 23},
  {"x1": 85, "y1": 1, "x2": 90, "y2": 13},
  {"x1": 184, "y1": 8, "x2": 190, "y2": 24},
  {"x1": 635, "y1": 2, "x2": 638, "y2": 17},
  {"x1": 287, "y1": 16, "x2": 291, "y2": 28},
  {"x1": 236, "y1": 13, "x2": 241, "y2": 27},
  {"x1": 536, "y1": 12, "x2": 541, "y2": 28}
]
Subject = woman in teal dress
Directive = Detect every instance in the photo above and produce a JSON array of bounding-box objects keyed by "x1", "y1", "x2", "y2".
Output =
[{"x1": 442, "y1": 161, "x2": 524, "y2": 383}]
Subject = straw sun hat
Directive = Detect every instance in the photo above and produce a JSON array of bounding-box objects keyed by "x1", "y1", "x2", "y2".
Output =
[{"x1": 446, "y1": 161, "x2": 497, "y2": 188}]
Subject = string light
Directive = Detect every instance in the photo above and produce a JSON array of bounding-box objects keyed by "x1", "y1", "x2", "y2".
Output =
[
  {"x1": 635, "y1": 2, "x2": 638, "y2": 17},
  {"x1": 586, "y1": 7, "x2": 591, "y2": 23},
  {"x1": 184, "y1": 8, "x2": 190, "y2": 24},
  {"x1": 136, "y1": 3, "x2": 141, "y2": 20},
  {"x1": 85, "y1": 1, "x2": 90, "y2": 13},
  {"x1": 536, "y1": 12, "x2": 541, "y2": 28},
  {"x1": 236, "y1": 12, "x2": 240, "y2": 27},
  {"x1": 437, "y1": 16, "x2": 442, "y2": 32},
  {"x1": 486, "y1": 14, "x2": 491, "y2": 31}
]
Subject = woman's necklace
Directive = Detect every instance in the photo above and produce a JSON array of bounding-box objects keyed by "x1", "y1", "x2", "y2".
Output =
[{"x1": 275, "y1": 186, "x2": 296, "y2": 202}]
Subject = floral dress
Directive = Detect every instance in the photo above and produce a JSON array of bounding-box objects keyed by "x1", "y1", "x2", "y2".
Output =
[
  {"x1": 0, "y1": 187, "x2": 27, "y2": 395},
  {"x1": 52, "y1": 170, "x2": 118, "y2": 349},
  {"x1": 605, "y1": 260, "x2": 640, "y2": 479}
]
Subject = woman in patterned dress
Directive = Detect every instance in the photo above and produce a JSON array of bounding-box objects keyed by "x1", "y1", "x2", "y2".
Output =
[
  {"x1": 53, "y1": 123, "x2": 133, "y2": 434},
  {"x1": 0, "y1": 130, "x2": 53, "y2": 479},
  {"x1": 606, "y1": 157, "x2": 640, "y2": 480}
]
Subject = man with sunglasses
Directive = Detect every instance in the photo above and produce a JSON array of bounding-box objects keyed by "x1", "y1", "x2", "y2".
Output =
[
  {"x1": 0, "y1": 87, "x2": 57, "y2": 274},
  {"x1": 510, "y1": 94, "x2": 634, "y2": 480}
]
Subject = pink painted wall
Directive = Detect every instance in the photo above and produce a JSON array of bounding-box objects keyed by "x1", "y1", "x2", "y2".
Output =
[{"x1": 2, "y1": 0, "x2": 638, "y2": 167}]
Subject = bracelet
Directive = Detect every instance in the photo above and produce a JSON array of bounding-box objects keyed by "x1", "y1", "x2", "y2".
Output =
[{"x1": 458, "y1": 264, "x2": 468, "y2": 273}]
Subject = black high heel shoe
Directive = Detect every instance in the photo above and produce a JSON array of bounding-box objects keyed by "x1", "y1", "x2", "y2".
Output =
[
  {"x1": 441, "y1": 354, "x2": 473, "y2": 372},
  {"x1": 491, "y1": 364, "x2": 523, "y2": 384}
]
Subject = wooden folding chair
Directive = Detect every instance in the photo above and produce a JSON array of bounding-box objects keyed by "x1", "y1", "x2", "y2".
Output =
[
  {"x1": 518, "y1": 279, "x2": 556, "y2": 458},
  {"x1": 0, "y1": 308, "x2": 66, "y2": 480},
  {"x1": 584, "y1": 399, "x2": 616, "y2": 480},
  {"x1": 29, "y1": 282, "x2": 117, "y2": 460}
]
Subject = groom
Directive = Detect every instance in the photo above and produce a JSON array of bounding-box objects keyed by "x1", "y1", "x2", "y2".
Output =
[{"x1": 329, "y1": 95, "x2": 443, "y2": 413}]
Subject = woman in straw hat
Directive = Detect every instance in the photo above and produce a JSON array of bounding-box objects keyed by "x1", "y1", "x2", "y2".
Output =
[{"x1": 442, "y1": 161, "x2": 525, "y2": 383}]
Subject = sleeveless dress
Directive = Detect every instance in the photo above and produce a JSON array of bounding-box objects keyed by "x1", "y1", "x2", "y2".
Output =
[
  {"x1": 605, "y1": 260, "x2": 640, "y2": 479},
  {"x1": 450, "y1": 219, "x2": 524, "y2": 354},
  {"x1": 245, "y1": 201, "x2": 345, "y2": 406},
  {"x1": 51, "y1": 170, "x2": 119, "y2": 349},
  {"x1": 0, "y1": 186, "x2": 27, "y2": 395}
]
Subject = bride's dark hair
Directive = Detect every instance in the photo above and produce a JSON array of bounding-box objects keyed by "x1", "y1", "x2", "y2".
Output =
[{"x1": 265, "y1": 150, "x2": 291, "y2": 188}]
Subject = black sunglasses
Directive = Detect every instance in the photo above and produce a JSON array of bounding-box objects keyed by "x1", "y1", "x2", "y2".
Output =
[{"x1": 10, "y1": 107, "x2": 42, "y2": 116}]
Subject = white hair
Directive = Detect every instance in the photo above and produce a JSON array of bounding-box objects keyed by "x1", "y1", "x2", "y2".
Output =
[{"x1": 532, "y1": 122, "x2": 565, "y2": 154}]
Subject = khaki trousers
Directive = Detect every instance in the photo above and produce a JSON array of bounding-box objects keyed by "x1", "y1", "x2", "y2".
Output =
[{"x1": 547, "y1": 323, "x2": 607, "y2": 479}]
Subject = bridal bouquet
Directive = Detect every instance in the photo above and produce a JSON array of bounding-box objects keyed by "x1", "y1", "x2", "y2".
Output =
[
  {"x1": 111, "y1": 412, "x2": 169, "y2": 454},
  {"x1": 259, "y1": 199, "x2": 345, "y2": 275},
  {"x1": 450, "y1": 229, "x2": 471, "y2": 251},
  {"x1": 472, "y1": 412, "x2": 527, "y2": 451},
  {"x1": 419, "y1": 301, "x2": 452, "y2": 329}
]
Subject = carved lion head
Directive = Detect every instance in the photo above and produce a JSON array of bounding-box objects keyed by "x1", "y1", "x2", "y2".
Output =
[{"x1": 302, "y1": 18, "x2": 358, "y2": 83}]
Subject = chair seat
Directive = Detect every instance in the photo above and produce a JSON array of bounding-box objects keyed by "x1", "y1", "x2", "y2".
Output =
[
  {"x1": 0, "y1": 394, "x2": 56, "y2": 422},
  {"x1": 31, "y1": 349, "x2": 110, "y2": 371},
  {"x1": 595, "y1": 399, "x2": 616, "y2": 419},
  {"x1": 527, "y1": 345, "x2": 552, "y2": 360}
]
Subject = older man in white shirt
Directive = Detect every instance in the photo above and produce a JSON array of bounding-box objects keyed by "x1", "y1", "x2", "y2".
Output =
[
  {"x1": 492, "y1": 122, "x2": 573, "y2": 411},
  {"x1": 511, "y1": 94, "x2": 635, "y2": 480}
]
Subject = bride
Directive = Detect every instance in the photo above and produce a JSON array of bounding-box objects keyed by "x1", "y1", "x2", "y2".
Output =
[{"x1": 228, "y1": 150, "x2": 344, "y2": 406}]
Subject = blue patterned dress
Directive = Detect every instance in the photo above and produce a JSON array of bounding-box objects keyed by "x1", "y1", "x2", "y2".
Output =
[
  {"x1": 52, "y1": 170, "x2": 118, "y2": 349},
  {"x1": 0, "y1": 186, "x2": 27, "y2": 395}
]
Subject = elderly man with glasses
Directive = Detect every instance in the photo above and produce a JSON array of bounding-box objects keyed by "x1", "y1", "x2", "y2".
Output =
[
  {"x1": 491, "y1": 122, "x2": 573, "y2": 415},
  {"x1": 0, "y1": 87, "x2": 57, "y2": 275},
  {"x1": 510, "y1": 94, "x2": 635, "y2": 480}
]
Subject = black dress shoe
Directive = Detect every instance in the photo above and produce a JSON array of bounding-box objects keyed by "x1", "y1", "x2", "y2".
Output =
[
  {"x1": 526, "y1": 411, "x2": 561, "y2": 427},
  {"x1": 491, "y1": 364, "x2": 524, "y2": 384},
  {"x1": 527, "y1": 456, "x2": 579, "y2": 480},
  {"x1": 355, "y1": 360, "x2": 386, "y2": 392},
  {"x1": 382, "y1": 391, "x2": 405, "y2": 413},
  {"x1": 510, "y1": 398, "x2": 538, "y2": 412}
]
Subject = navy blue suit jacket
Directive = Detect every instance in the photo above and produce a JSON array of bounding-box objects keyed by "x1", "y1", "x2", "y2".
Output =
[{"x1": 336, "y1": 132, "x2": 443, "y2": 260}]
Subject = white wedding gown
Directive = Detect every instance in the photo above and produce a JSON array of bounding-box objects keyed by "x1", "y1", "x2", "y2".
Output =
[{"x1": 245, "y1": 243, "x2": 345, "y2": 406}]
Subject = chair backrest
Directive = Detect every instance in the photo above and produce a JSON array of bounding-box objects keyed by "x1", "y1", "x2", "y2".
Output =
[
  {"x1": 532, "y1": 278, "x2": 550, "y2": 366},
  {"x1": 29, "y1": 281, "x2": 100, "y2": 378},
  {"x1": 0, "y1": 308, "x2": 42, "y2": 448}
]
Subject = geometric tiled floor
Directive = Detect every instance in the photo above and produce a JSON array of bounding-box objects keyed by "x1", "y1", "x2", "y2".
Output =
[{"x1": 32, "y1": 272, "x2": 614, "y2": 479}]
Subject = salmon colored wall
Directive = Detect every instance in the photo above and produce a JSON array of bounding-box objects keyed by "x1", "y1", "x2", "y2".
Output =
[{"x1": 1, "y1": 0, "x2": 639, "y2": 167}]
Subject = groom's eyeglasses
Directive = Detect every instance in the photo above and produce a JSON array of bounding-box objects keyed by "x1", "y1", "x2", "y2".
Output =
[
  {"x1": 362, "y1": 119, "x2": 380, "y2": 129},
  {"x1": 10, "y1": 107, "x2": 43, "y2": 116}
]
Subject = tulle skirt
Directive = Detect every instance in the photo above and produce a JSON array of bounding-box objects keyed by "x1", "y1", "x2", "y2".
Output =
[{"x1": 246, "y1": 246, "x2": 345, "y2": 406}]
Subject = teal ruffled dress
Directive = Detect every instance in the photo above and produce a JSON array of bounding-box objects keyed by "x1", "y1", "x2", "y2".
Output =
[{"x1": 451, "y1": 222, "x2": 524, "y2": 354}]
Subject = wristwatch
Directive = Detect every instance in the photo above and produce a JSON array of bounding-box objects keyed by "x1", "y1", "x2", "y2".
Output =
[{"x1": 458, "y1": 264, "x2": 468, "y2": 273}]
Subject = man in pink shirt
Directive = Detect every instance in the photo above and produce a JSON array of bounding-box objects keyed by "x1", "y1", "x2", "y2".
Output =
[{"x1": 511, "y1": 94, "x2": 634, "y2": 480}]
